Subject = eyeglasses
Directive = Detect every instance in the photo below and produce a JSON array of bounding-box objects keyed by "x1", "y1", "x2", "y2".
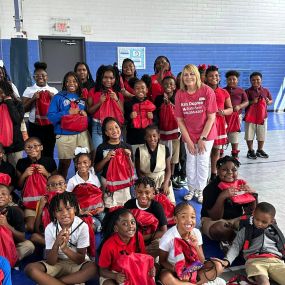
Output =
[
  {"x1": 47, "y1": 181, "x2": 66, "y2": 188},
  {"x1": 24, "y1": 144, "x2": 42, "y2": 150}
]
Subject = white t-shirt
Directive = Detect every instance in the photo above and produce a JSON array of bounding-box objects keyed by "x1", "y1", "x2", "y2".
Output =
[
  {"x1": 11, "y1": 82, "x2": 20, "y2": 97},
  {"x1": 66, "y1": 170, "x2": 101, "y2": 192},
  {"x1": 45, "y1": 216, "x2": 89, "y2": 260},
  {"x1": 22, "y1": 83, "x2": 58, "y2": 123},
  {"x1": 159, "y1": 225, "x2": 203, "y2": 265}
]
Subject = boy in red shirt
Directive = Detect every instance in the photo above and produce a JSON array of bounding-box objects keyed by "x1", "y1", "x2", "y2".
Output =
[{"x1": 244, "y1": 72, "x2": 273, "y2": 159}]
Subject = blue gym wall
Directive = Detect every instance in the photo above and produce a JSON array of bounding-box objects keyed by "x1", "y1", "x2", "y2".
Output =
[{"x1": 3, "y1": 39, "x2": 285, "y2": 111}]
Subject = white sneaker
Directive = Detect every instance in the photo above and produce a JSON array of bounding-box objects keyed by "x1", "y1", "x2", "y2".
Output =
[
  {"x1": 197, "y1": 190, "x2": 203, "y2": 204},
  {"x1": 184, "y1": 189, "x2": 195, "y2": 201}
]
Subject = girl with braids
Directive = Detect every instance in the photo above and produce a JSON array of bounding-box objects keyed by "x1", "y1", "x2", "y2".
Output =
[
  {"x1": 25, "y1": 192, "x2": 97, "y2": 285},
  {"x1": 201, "y1": 156, "x2": 255, "y2": 242},
  {"x1": 98, "y1": 208, "x2": 153, "y2": 285},
  {"x1": 0, "y1": 80, "x2": 25, "y2": 167},
  {"x1": 23, "y1": 62, "x2": 58, "y2": 158},
  {"x1": 87, "y1": 65, "x2": 124, "y2": 150},
  {"x1": 94, "y1": 117, "x2": 133, "y2": 209},
  {"x1": 48, "y1": 71, "x2": 92, "y2": 179}
]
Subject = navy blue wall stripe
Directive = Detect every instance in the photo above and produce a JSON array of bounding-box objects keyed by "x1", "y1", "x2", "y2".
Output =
[{"x1": 2, "y1": 39, "x2": 285, "y2": 110}]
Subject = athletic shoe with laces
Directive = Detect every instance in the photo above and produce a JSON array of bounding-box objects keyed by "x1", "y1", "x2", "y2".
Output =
[
  {"x1": 247, "y1": 150, "x2": 257, "y2": 159},
  {"x1": 184, "y1": 189, "x2": 195, "y2": 201},
  {"x1": 197, "y1": 190, "x2": 203, "y2": 204},
  {"x1": 256, "y1": 149, "x2": 269, "y2": 158}
]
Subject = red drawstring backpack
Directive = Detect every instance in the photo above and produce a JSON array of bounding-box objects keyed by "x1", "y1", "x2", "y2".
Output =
[
  {"x1": 214, "y1": 115, "x2": 228, "y2": 145},
  {"x1": 225, "y1": 111, "x2": 240, "y2": 133},
  {"x1": 106, "y1": 148, "x2": 135, "y2": 192},
  {"x1": 218, "y1": 180, "x2": 256, "y2": 205},
  {"x1": 154, "y1": 193, "x2": 175, "y2": 225},
  {"x1": 0, "y1": 173, "x2": 11, "y2": 186},
  {"x1": 35, "y1": 90, "x2": 52, "y2": 126},
  {"x1": 0, "y1": 226, "x2": 18, "y2": 267},
  {"x1": 244, "y1": 98, "x2": 267, "y2": 125},
  {"x1": 116, "y1": 252, "x2": 155, "y2": 285},
  {"x1": 159, "y1": 103, "x2": 179, "y2": 140},
  {"x1": 61, "y1": 100, "x2": 88, "y2": 132},
  {"x1": 73, "y1": 183, "x2": 104, "y2": 214},
  {"x1": 132, "y1": 100, "x2": 156, "y2": 129},
  {"x1": 0, "y1": 103, "x2": 13, "y2": 147},
  {"x1": 80, "y1": 215, "x2": 96, "y2": 260},
  {"x1": 99, "y1": 92, "x2": 124, "y2": 125},
  {"x1": 174, "y1": 238, "x2": 203, "y2": 283},
  {"x1": 130, "y1": 209, "x2": 158, "y2": 235},
  {"x1": 22, "y1": 165, "x2": 48, "y2": 210}
]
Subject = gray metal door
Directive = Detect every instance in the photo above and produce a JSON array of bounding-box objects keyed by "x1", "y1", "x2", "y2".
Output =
[{"x1": 39, "y1": 36, "x2": 85, "y2": 90}]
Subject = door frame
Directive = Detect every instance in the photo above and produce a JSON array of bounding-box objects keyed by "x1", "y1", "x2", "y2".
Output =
[{"x1": 38, "y1": 35, "x2": 86, "y2": 63}]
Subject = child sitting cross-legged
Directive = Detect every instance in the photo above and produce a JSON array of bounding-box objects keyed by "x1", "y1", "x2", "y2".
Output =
[
  {"x1": 220, "y1": 202, "x2": 285, "y2": 285},
  {"x1": 124, "y1": 176, "x2": 168, "y2": 257},
  {"x1": 25, "y1": 192, "x2": 97, "y2": 285}
]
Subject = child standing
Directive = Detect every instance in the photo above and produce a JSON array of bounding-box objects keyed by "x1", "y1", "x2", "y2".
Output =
[
  {"x1": 224, "y1": 70, "x2": 249, "y2": 158},
  {"x1": 155, "y1": 76, "x2": 180, "y2": 182},
  {"x1": 94, "y1": 117, "x2": 133, "y2": 209},
  {"x1": 222, "y1": 202, "x2": 285, "y2": 285},
  {"x1": 98, "y1": 208, "x2": 154, "y2": 285},
  {"x1": 48, "y1": 71, "x2": 92, "y2": 179},
  {"x1": 87, "y1": 65, "x2": 124, "y2": 150},
  {"x1": 125, "y1": 78, "x2": 157, "y2": 154},
  {"x1": 0, "y1": 80, "x2": 24, "y2": 167},
  {"x1": 31, "y1": 174, "x2": 67, "y2": 246},
  {"x1": 244, "y1": 72, "x2": 273, "y2": 159},
  {"x1": 16, "y1": 137, "x2": 57, "y2": 232},
  {"x1": 25, "y1": 192, "x2": 97, "y2": 285},
  {"x1": 205, "y1": 66, "x2": 233, "y2": 181},
  {"x1": 159, "y1": 202, "x2": 225, "y2": 285},
  {"x1": 0, "y1": 184, "x2": 35, "y2": 262},
  {"x1": 135, "y1": 125, "x2": 175, "y2": 204}
]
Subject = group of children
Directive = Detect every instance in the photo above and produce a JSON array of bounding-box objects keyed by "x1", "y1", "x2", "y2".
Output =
[{"x1": 0, "y1": 57, "x2": 283, "y2": 285}]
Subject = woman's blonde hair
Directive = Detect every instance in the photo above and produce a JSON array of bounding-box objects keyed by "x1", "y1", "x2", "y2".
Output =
[{"x1": 180, "y1": 64, "x2": 202, "y2": 91}]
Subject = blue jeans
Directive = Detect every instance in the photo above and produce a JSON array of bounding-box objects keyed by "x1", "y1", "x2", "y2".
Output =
[
  {"x1": 92, "y1": 120, "x2": 103, "y2": 150},
  {"x1": 0, "y1": 257, "x2": 12, "y2": 285},
  {"x1": 92, "y1": 211, "x2": 105, "y2": 232}
]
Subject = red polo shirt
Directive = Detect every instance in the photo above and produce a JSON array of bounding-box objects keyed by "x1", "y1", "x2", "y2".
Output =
[
  {"x1": 214, "y1": 87, "x2": 230, "y2": 110},
  {"x1": 224, "y1": 86, "x2": 248, "y2": 112},
  {"x1": 98, "y1": 232, "x2": 146, "y2": 272}
]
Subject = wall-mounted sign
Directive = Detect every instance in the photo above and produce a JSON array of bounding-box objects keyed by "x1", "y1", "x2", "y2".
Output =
[
  {"x1": 51, "y1": 18, "x2": 71, "y2": 35},
  {"x1": 117, "y1": 47, "x2": 145, "y2": 70}
]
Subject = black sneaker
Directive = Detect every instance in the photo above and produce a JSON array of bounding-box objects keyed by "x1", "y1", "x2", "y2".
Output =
[
  {"x1": 256, "y1": 149, "x2": 269, "y2": 158},
  {"x1": 247, "y1": 150, "x2": 257, "y2": 159}
]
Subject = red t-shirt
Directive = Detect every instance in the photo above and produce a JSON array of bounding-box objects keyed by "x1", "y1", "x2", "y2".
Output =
[
  {"x1": 150, "y1": 71, "x2": 174, "y2": 102},
  {"x1": 98, "y1": 232, "x2": 146, "y2": 272},
  {"x1": 214, "y1": 87, "x2": 230, "y2": 110},
  {"x1": 123, "y1": 79, "x2": 135, "y2": 95},
  {"x1": 224, "y1": 86, "x2": 248, "y2": 109},
  {"x1": 88, "y1": 88, "x2": 124, "y2": 120},
  {"x1": 175, "y1": 84, "x2": 218, "y2": 143}
]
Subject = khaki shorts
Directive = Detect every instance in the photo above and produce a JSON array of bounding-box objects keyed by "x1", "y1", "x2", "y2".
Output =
[
  {"x1": 246, "y1": 258, "x2": 285, "y2": 284},
  {"x1": 201, "y1": 217, "x2": 239, "y2": 239},
  {"x1": 244, "y1": 119, "x2": 267, "y2": 141},
  {"x1": 99, "y1": 271, "x2": 118, "y2": 285},
  {"x1": 24, "y1": 209, "x2": 36, "y2": 218},
  {"x1": 160, "y1": 139, "x2": 180, "y2": 164},
  {"x1": 40, "y1": 259, "x2": 89, "y2": 278},
  {"x1": 227, "y1": 132, "x2": 239, "y2": 144},
  {"x1": 17, "y1": 240, "x2": 35, "y2": 260},
  {"x1": 56, "y1": 131, "x2": 92, "y2": 159}
]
